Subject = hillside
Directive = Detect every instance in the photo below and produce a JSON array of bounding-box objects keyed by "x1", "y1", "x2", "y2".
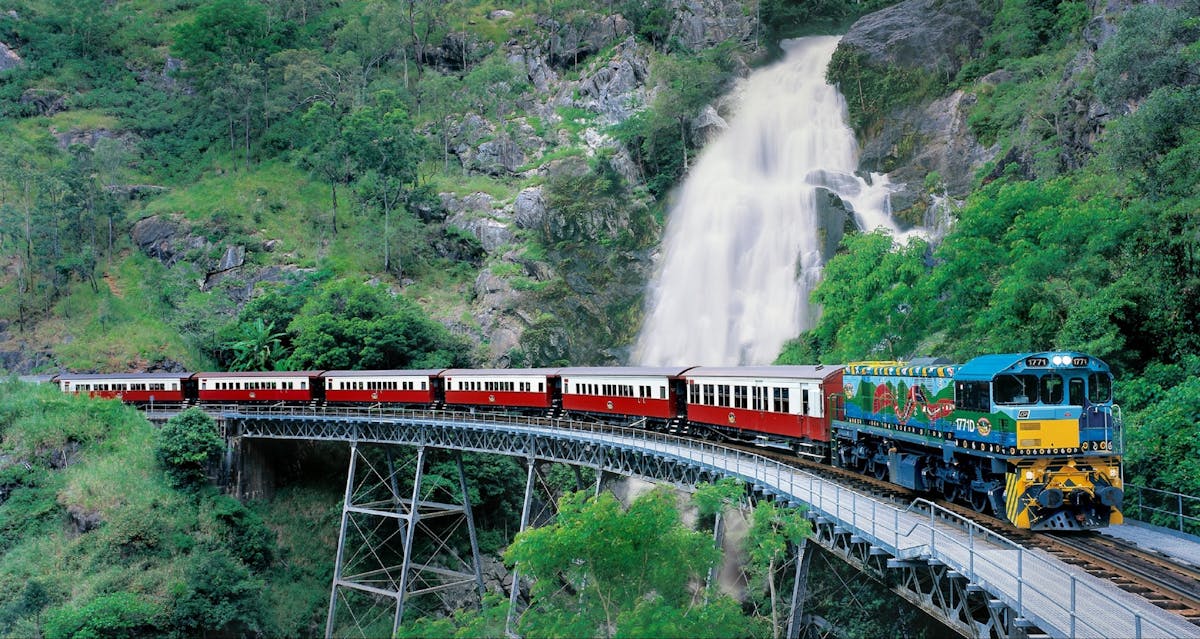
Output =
[{"x1": 0, "y1": 0, "x2": 785, "y2": 373}]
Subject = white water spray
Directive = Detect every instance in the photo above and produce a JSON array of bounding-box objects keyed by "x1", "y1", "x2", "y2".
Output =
[{"x1": 634, "y1": 36, "x2": 910, "y2": 366}]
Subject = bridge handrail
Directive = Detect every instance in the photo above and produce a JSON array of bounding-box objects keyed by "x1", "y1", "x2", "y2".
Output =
[{"x1": 173, "y1": 403, "x2": 1180, "y2": 639}]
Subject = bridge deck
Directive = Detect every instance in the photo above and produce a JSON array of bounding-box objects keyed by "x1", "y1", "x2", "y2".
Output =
[{"x1": 219, "y1": 407, "x2": 1200, "y2": 639}]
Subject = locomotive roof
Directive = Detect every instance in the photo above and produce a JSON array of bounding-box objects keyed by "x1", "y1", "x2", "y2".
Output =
[
  {"x1": 556, "y1": 366, "x2": 694, "y2": 377},
  {"x1": 441, "y1": 368, "x2": 561, "y2": 377},
  {"x1": 323, "y1": 369, "x2": 445, "y2": 377},
  {"x1": 685, "y1": 365, "x2": 843, "y2": 379},
  {"x1": 954, "y1": 351, "x2": 1109, "y2": 380}
]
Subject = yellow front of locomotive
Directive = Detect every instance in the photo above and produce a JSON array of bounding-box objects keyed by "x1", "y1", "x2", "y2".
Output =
[{"x1": 986, "y1": 353, "x2": 1124, "y2": 531}]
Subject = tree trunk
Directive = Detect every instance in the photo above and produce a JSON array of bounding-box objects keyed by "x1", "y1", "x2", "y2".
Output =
[{"x1": 330, "y1": 182, "x2": 339, "y2": 237}]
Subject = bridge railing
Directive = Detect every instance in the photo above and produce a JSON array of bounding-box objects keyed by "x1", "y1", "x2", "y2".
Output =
[
  {"x1": 208, "y1": 404, "x2": 1178, "y2": 638},
  {"x1": 1124, "y1": 484, "x2": 1200, "y2": 536}
]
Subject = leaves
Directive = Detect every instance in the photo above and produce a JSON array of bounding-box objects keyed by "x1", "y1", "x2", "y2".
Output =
[{"x1": 155, "y1": 408, "x2": 224, "y2": 491}]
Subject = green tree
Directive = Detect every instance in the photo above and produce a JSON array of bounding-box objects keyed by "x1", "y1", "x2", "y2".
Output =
[
  {"x1": 229, "y1": 318, "x2": 288, "y2": 371},
  {"x1": 298, "y1": 101, "x2": 355, "y2": 237},
  {"x1": 285, "y1": 279, "x2": 472, "y2": 370},
  {"x1": 155, "y1": 409, "x2": 224, "y2": 491},
  {"x1": 743, "y1": 501, "x2": 812, "y2": 639},
  {"x1": 167, "y1": 551, "x2": 265, "y2": 638},
  {"x1": 344, "y1": 96, "x2": 423, "y2": 276},
  {"x1": 503, "y1": 488, "x2": 762, "y2": 638}
]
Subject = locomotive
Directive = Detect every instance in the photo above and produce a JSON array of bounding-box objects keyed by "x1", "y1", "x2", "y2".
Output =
[{"x1": 52, "y1": 350, "x2": 1123, "y2": 531}]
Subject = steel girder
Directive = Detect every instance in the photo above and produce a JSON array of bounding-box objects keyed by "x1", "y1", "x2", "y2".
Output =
[{"x1": 227, "y1": 410, "x2": 1034, "y2": 639}]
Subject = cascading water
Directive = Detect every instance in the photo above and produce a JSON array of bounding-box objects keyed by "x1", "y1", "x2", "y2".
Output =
[{"x1": 634, "y1": 36, "x2": 910, "y2": 366}]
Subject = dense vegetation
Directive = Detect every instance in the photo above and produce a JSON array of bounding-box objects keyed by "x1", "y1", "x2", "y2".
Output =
[
  {"x1": 3, "y1": 0, "x2": 1199, "y2": 636},
  {"x1": 792, "y1": 0, "x2": 1200, "y2": 507}
]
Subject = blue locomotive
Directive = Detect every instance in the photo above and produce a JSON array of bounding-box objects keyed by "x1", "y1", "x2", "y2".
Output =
[{"x1": 833, "y1": 351, "x2": 1123, "y2": 530}]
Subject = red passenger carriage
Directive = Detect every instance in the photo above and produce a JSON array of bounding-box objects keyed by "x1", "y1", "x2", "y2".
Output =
[
  {"x1": 195, "y1": 371, "x2": 322, "y2": 403},
  {"x1": 684, "y1": 366, "x2": 843, "y2": 457},
  {"x1": 441, "y1": 368, "x2": 559, "y2": 410},
  {"x1": 323, "y1": 369, "x2": 442, "y2": 405},
  {"x1": 558, "y1": 366, "x2": 690, "y2": 421},
  {"x1": 57, "y1": 373, "x2": 189, "y2": 403}
]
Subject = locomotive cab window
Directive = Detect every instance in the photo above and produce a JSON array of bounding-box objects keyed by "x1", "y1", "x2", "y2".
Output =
[
  {"x1": 1069, "y1": 378, "x2": 1085, "y2": 405},
  {"x1": 994, "y1": 374, "x2": 1038, "y2": 405},
  {"x1": 955, "y1": 381, "x2": 990, "y2": 412},
  {"x1": 1040, "y1": 375, "x2": 1064, "y2": 404},
  {"x1": 1088, "y1": 373, "x2": 1112, "y2": 403}
]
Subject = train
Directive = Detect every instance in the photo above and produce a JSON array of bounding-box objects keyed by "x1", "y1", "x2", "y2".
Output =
[{"x1": 50, "y1": 350, "x2": 1124, "y2": 531}]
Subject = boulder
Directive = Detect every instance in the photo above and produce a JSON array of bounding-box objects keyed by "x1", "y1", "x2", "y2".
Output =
[
  {"x1": 131, "y1": 215, "x2": 187, "y2": 266},
  {"x1": 513, "y1": 186, "x2": 547, "y2": 229},
  {"x1": 0, "y1": 41, "x2": 20, "y2": 71},
  {"x1": 840, "y1": 0, "x2": 993, "y2": 78},
  {"x1": 20, "y1": 89, "x2": 64, "y2": 116},
  {"x1": 690, "y1": 104, "x2": 728, "y2": 146}
]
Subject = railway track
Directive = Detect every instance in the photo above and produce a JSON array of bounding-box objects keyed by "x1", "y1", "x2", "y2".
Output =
[{"x1": 717, "y1": 440, "x2": 1200, "y2": 627}]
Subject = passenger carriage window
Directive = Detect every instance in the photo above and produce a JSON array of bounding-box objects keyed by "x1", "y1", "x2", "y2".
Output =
[
  {"x1": 689, "y1": 384, "x2": 699, "y2": 404},
  {"x1": 660, "y1": 386, "x2": 667, "y2": 399},
  {"x1": 539, "y1": 382, "x2": 544, "y2": 392},
  {"x1": 802, "y1": 389, "x2": 810, "y2": 415},
  {"x1": 773, "y1": 388, "x2": 791, "y2": 413},
  {"x1": 955, "y1": 381, "x2": 991, "y2": 412},
  {"x1": 1040, "y1": 375, "x2": 1064, "y2": 404},
  {"x1": 1088, "y1": 373, "x2": 1112, "y2": 403},
  {"x1": 717, "y1": 385, "x2": 730, "y2": 406},
  {"x1": 703, "y1": 384, "x2": 715, "y2": 405}
]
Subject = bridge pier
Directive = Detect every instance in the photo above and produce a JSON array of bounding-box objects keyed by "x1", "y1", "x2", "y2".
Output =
[{"x1": 325, "y1": 443, "x2": 485, "y2": 639}]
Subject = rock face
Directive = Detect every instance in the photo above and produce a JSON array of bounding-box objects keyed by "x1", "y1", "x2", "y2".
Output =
[
  {"x1": 838, "y1": 0, "x2": 999, "y2": 216},
  {"x1": 572, "y1": 37, "x2": 649, "y2": 124},
  {"x1": 859, "y1": 89, "x2": 998, "y2": 202},
  {"x1": 840, "y1": 0, "x2": 993, "y2": 78},
  {"x1": 538, "y1": 12, "x2": 632, "y2": 68},
  {"x1": 668, "y1": 0, "x2": 756, "y2": 52}
]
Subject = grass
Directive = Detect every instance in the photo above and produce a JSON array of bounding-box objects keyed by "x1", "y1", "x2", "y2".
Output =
[
  {"x1": 45, "y1": 110, "x2": 121, "y2": 132},
  {"x1": 44, "y1": 267, "x2": 203, "y2": 372},
  {"x1": 139, "y1": 159, "x2": 341, "y2": 267}
]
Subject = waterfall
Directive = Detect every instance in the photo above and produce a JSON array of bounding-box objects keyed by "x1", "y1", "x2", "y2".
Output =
[{"x1": 633, "y1": 36, "x2": 908, "y2": 366}]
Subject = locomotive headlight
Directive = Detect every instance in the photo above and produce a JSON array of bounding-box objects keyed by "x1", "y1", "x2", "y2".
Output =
[
  {"x1": 1109, "y1": 467, "x2": 1119, "y2": 478},
  {"x1": 1052, "y1": 355, "x2": 1066, "y2": 366},
  {"x1": 1025, "y1": 470, "x2": 1035, "y2": 481}
]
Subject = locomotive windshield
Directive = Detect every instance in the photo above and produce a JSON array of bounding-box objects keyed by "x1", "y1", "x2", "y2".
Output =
[
  {"x1": 994, "y1": 374, "x2": 1038, "y2": 404},
  {"x1": 991, "y1": 371, "x2": 1112, "y2": 406}
]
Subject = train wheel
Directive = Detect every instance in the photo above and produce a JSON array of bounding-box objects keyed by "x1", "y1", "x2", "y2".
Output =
[
  {"x1": 872, "y1": 461, "x2": 887, "y2": 480},
  {"x1": 969, "y1": 490, "x2": 989, "y2": 513},
  {"x1": 942, "y1": 483, "x2": 960, "y2": 504}
]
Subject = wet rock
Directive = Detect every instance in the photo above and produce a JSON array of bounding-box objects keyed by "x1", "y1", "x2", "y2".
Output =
[
  {"x1": 840, "y1": 0, "x2": 992, "y2": 78},
  {"x1": 690, "y1": 104, "x2": 728, "y2": 146}
]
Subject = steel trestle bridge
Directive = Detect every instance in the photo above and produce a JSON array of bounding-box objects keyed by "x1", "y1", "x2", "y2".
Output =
[{"x1": 203, "y1": 405, "x2": 1197, "y2": 639}]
